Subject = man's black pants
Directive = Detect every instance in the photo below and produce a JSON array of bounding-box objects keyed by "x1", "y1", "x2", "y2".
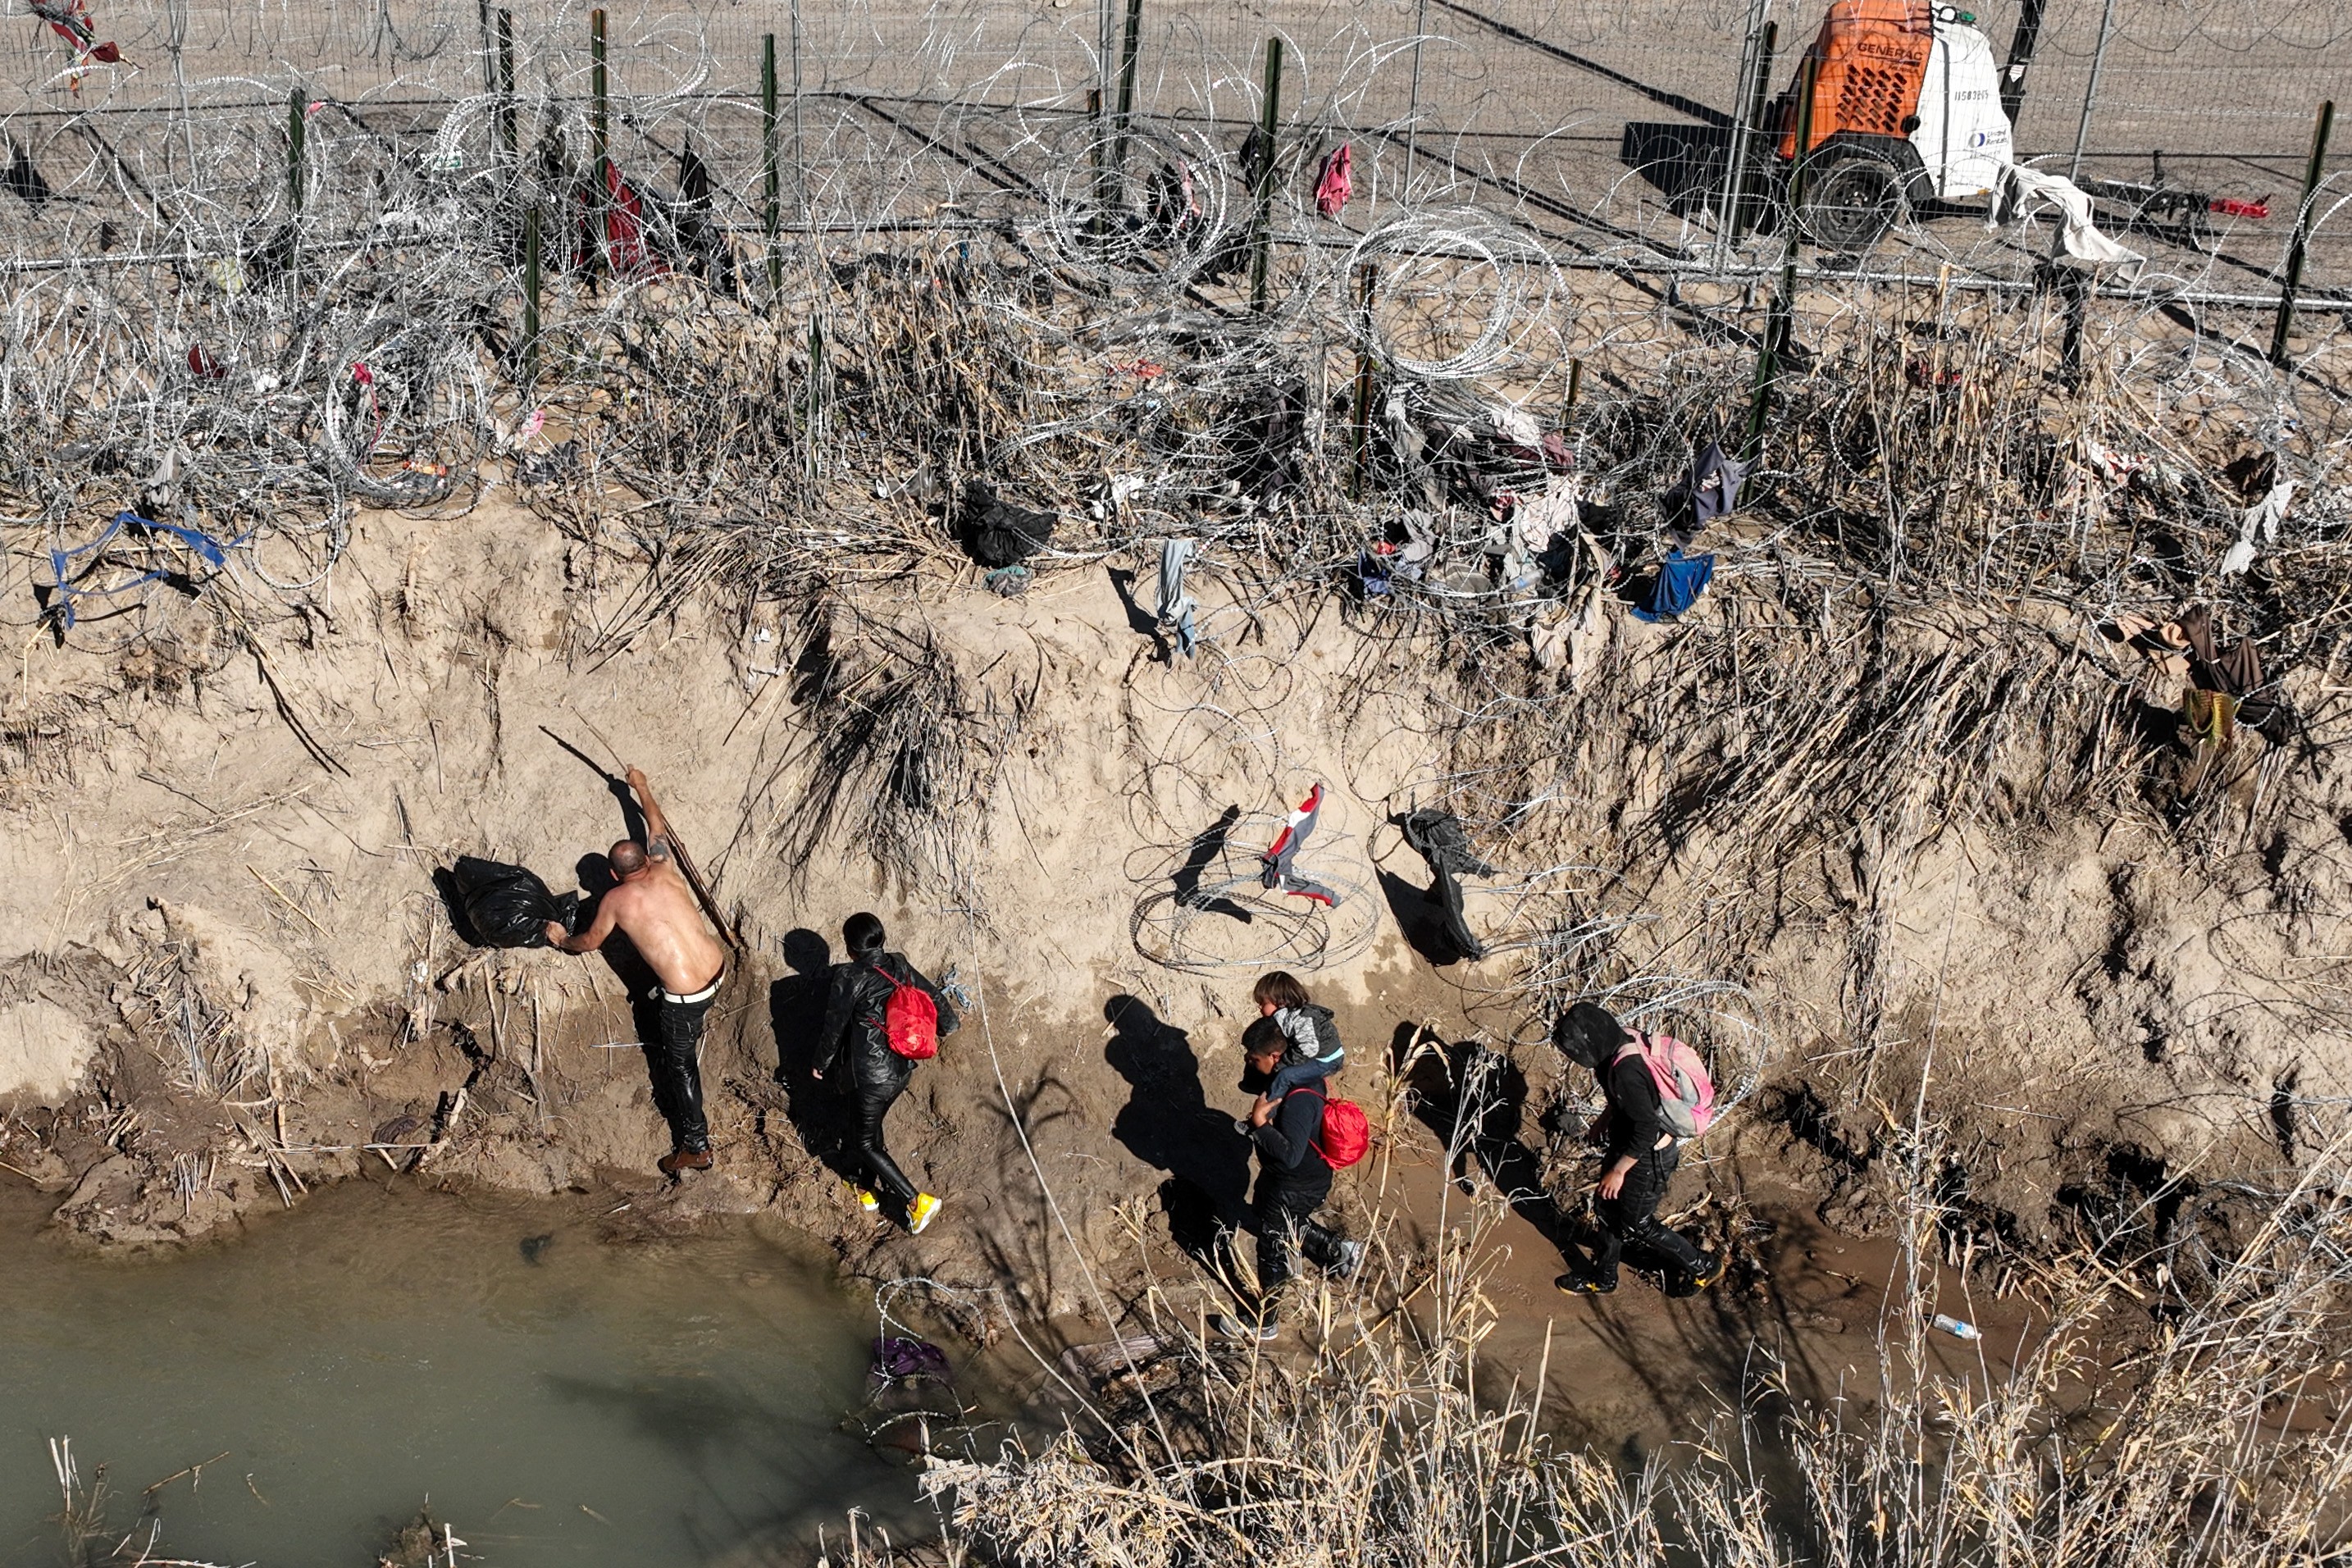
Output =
[
  {"x1": 650, "y1": 991, "x2": 714, "y2": 1155},
  {"x1": 1590, "y1": 1143, "x2": 1705, "y2": 1284},
  {"x1": 1250, "y1": 1165, "x2": 1344, "y2": 1324}
]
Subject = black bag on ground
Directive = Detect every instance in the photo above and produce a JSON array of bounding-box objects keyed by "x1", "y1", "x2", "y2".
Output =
[
  {"x1": 959, "y1": 481, "x2": 1057, "y2": 569},
  {"x1": 451, "y1": 856, "x2": 580, "y2": 948}
]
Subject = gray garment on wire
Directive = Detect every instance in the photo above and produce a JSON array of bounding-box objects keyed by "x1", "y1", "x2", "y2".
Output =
[{"x1": 1157, "y1": 537, "x2": 1199, "y2": 657}]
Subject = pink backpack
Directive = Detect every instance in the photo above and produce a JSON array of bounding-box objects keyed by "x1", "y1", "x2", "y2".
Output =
[{"x1": 1616, "y1": 1031, "x2": 1717, "y2": 1140}]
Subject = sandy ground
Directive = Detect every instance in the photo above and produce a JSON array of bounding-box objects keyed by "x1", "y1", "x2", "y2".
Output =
[{"x1": 0, "y1": 478, "x2": 2345, "y2": 1445}]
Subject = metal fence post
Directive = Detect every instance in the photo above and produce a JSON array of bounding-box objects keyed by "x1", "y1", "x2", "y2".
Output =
[
  {"x1": 1728, "y1": 22, "x2": 1778, "y2": 245},
  {"x1": 2270, "y1": 99, "x2": 2336, "y2": 368},
  {"x1": 2066, "y1": 0, "x2": 2115, "y2": 185},
  {"x1": 1249, "y1": 37, "x2": 1283, "y2": 313},
  {"x1": 286, "y1": 85, "x2": 304, "y2": 214},
  {"x1": 1744, "y1": 53, "x2": 1814, "y2": 460},
  {"x1": 1402, "y1": 0, "x2": 1429, "y2": 201},
  {"x1": 1350, "y1": 261, "x2": 1379, "y2": 499},
  {"x1": 1110, "y1": 0, "x2": 1144, "y2": 202},
  {"x1": 763, "y1": 34, "x2": 782, "y2": 303},
  {"x1": 590, "y1": 8, "x2": 609, "y2": 275},
  {"x1": 495, "y1": 9, "x2": 515, "y2": 162},
  {"x1": 1714, "y1": 0, "x2": 1773, "y2": 268},
  {"x1": 523, "y1": 205, "x2": 541, "y2": 390}
]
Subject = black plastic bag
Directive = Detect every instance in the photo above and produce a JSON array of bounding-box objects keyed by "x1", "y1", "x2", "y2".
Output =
[
  {"x1": 450, "y1": 855, "x2": 580, "y2": 948},
  {"x1": 959, "y1": 481, "x2": 1056, "y2": 569}
]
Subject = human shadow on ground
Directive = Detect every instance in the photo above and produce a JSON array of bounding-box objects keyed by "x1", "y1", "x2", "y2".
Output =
[
  {"x1": 1376, "y1": 867, "x2": 1469, "y2": 966},
  {"x1": 1170, "y1": 806, "x2": 1254, "y2": 922},
  {"x1": 1105, "y1": 994, "x2": 1253, "y2": 1272},
  {"x1": 1105, "y1": 566, "x2": 1169, "y2": 660},
  {"x1": 1392, "y1": 1025, "x2": 1580, "y2": 1267},
  {"x1": 768, "y1": 928, "x2": 859, "y2": 1184}
]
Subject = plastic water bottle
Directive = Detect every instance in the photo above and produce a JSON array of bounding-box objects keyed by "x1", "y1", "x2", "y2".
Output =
[{"x1": 1929, "y1": 1313, "x2": 1981, "y2": 1342}]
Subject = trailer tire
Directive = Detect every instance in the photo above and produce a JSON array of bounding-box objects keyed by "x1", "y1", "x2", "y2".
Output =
[{"x1": 1797, "y1": 145, "x2": 1905, "y2": 253}]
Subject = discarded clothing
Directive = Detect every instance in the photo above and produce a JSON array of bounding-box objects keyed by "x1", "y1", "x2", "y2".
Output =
[
  {"x1": 1359, "y1": 541, "x2": 1399, "y2": 598},
  {"x1": 1313, "y1": 142, "x2": 1352, "y2": 218},
  {"x1": 1401, "y1": 809, "x2": 1496, "y2": 877},
  {"x1": 1661, "y1": 441, "x2": 1746, "y2": 542},
  {"x1": 39, "y1": 511, "x2": 242, "y2": 630},
  {"x1": 959, "y1": 480, "x2": 1056, "y2": 568},
  {"x1": 449, "y1": 855, "x2": 580, "y2": 948},
  {"x1": 984, "y1": 563, "x2": 1032, "y2": 598},
  {"x1": 1999, "y1": 164, "x2": 2144, "y2": 276},
  {"x1": 1402, "y1": 809, "x2": 1491, "y2": 960},
  {"x1": 30, "y1": 0, "x2": 118, "y2": 64},
  {"x1": 3, "y1": 139, "x2": 50, "y2": 207},
  {"x1": 2220, "y1": 480, "x2": 2294, "y2": 578},
  {"x1": 871, "y1": 1337, "x2": 950, "y2": 1384},
  {"x1": 1150, "y1": 159, "x2": 1201, "y2": 240},
  {"x1": 1156, "y1": 538, "x2": 1199, "y2": 656},
  {"x1": 1260, "y1": 783, "x2": 1341, "y2": 907},
  {"x1": 1631, "y1": 548, "x2": 1715, "y2": 622}
]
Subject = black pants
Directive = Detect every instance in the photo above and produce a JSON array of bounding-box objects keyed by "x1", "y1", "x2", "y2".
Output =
[
  {"x1": 1591, "y1": 1143, "x2": 1704, "y2": 1283},
  {"x1": 852, "y1": 1082, "x2": 921, "y2": 1210},
  {"x1": 1251, "y1": 1166, "x2": 1343, "y2": 1324},
  {"x1": 649, "y1": 992, "x2": 713, "y2": 1154}
]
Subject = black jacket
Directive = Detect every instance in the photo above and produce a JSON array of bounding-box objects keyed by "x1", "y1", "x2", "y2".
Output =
[
  {"x1": 814, "y1": 952, "x2": 958, "y2": 1093},
  {"x1": 1594, "y1": 1045, "x2": 1669, "y2": 1165},
  {"x1": 1242, "y1": 1060, "x2": 1330, "y2": 1185}
]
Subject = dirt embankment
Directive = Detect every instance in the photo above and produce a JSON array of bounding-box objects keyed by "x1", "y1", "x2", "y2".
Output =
[{"x1": 1, "y1": 500, "x2": 2345, "y2": 1327}]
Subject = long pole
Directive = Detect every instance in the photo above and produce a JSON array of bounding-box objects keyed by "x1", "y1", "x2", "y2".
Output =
[
  {"x1": 1402, "y1": 0, "x2": 1429, "y2": 200},
  {"x1": 1249, "y1": 37, "x2": 1283, "y2": 313},
  {"x1": 1350, "y1": 262, "x2": 1379, "y2": 499},
  {"x1": 1110, "y1": 0, "x2": 1144, "y2": 200},
  {"x1": 2066, "y1": 0, "x2": 2115, "y2": 185},
  {"x1": 1088, "y1": 86, "x2": 1105, "y2": 241},
  {"x1": 790, "y1": 0, "x2": 806, "y2": 225},
  {"x1": 762, "y1": 34, "x2": 782, "y2": 301},
  {"x1": 1728, "y1": 21, "x2": 1778, "y2": 245},
  {"x1": 2270, "y1": 99, "x2": 2336, "y2": 367},
  {"x1": 495, "y1": 9, "x2": 515, "y2": 162},
  {"x1": 286, "y1": 84, "x2": 304, "y2": 213},
  {"x1": 590, "y1": 8, "x2": 609, "y2": 275},
  {"x1": 1744, "y1": 54, "x2": 1815, "y2": 460},
  {"x1": 522, "y1": 205, "x2": 541, "y2": 390},
  {"x1": 1713, "y1": 0, "x2": 1771, "y2": 270}
]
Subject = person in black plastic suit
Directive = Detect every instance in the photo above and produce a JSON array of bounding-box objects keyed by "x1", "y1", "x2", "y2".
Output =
[
  {"x1": 812, "y1": 912, "x2": 958, "y2": 1235},
  {"x1": 1552, "y1": 1000, "x2": 1724, "y2": 1298}
]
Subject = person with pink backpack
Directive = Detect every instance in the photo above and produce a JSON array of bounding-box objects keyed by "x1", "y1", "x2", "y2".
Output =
[{"x1": 1551, "y1": 1001, "x2": 1725, "y2": 1298}]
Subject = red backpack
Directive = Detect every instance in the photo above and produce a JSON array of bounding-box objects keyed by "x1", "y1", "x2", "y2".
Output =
[
  {"x1": 1297, "y1": 1087, "x2": 1370, "y2": 1169},
  {"x1": 868, "y1": 962, "x2": 940, "y2": 1060}
]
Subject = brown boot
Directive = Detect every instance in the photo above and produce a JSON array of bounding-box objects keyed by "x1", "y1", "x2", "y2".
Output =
[{"x1": 659, "y1": 1147, "x2": 713, "y2": 1175}]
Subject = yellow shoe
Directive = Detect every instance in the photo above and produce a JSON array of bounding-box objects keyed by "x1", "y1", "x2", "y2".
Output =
[
  {"x1": 845, "y1": 1182, "x2": 879, "y2": 1213},
  {"x1": 908, "y1": 1192, "x2": 942, "y2": 1235}
]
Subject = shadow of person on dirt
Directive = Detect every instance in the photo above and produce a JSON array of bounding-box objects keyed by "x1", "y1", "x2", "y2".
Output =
[
  {"x1": 1391, "y1": 1024, "x2": 1577, "y2": 1263},
  {"x1": 1377, "y1": 867, "x2": 1471, "y2": 966},
  {"x1": 767, "y1": 928, "x2": 859, "y2": 1182},
  {"x1": 1105, "y1": 994, "x2": 1252, "y2": 1266},
  {"x1": 1170, "y1": 806, "x2": 1254, "y2": 922}
]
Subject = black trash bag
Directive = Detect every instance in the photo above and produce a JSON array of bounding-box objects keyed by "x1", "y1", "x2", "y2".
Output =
[
  {"x1": 450, "y1": 855, "x2": 580, "y2": 949},
  {"x1": 959, "y1": 481, "x2": 1057, "y2": 569}
]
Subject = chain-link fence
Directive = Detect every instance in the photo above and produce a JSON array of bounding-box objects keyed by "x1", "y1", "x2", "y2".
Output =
[{"x1": 0, "y1": 0, "x2": 2338, "y2": 301}]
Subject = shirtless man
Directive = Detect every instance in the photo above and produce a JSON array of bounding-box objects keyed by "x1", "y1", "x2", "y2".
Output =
[{"x1": 546, "y1": 766, "x2": 729, "y2": 1175}]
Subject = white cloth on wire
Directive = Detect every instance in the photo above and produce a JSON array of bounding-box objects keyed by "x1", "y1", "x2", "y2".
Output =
[
  {"x1": 1997, "y1": 163, "x2": 2145, "y2": 276},
  {"x1": 2220, "y1": 480, "x2": 2295, "y2": 578}
]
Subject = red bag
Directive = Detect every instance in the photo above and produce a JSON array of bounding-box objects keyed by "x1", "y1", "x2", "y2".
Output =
[
  {"x1": 1298, "y1": 1087, "x2": 1370, "y2": 1169},
  {"x1": 870, "y1": 963, "x2": 939, "y2": 1060}
]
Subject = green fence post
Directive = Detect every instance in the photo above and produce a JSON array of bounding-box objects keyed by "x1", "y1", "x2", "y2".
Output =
[
  {"x1": 1110, "y1": 0, "x2": 1144, "y2": 200},
  {"x1": 2270, "y1": 99, "x2": 2336, "y2": 368},
  {"x1": 1744, "y1": 53, "x2": 1814, "y2": 461},
  {"x1": 496, "y1": 9, "x2": 516, "y2": 162},
  {"x1": 287, "y1": 85, "x2": 304, "y2": 214},
  {"x1": 763, "y1": 34, "x2": 782, "y2": 303},
  {"x1": 1351, "y1": 261, "x2": 1379, "y2": 499},
  {"x1": 1248, "y1": 37, "x2": 1283, "y2": 313},
  {"x1": 589, "y1": 7, "x2": 608, "y2": 274},
  {"x1": 523, "y1": 205, "x2": 541, "y2": 390}
]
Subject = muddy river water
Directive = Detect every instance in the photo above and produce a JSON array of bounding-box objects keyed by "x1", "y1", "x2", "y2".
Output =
[{"x1": 0, "y1": 1181, "x2": 922, "y2": 1566}]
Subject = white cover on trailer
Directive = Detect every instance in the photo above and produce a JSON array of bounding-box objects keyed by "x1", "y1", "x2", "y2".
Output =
[{"x1": 1912, "y1": 15, "x2": 2011, "y2": 201}]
